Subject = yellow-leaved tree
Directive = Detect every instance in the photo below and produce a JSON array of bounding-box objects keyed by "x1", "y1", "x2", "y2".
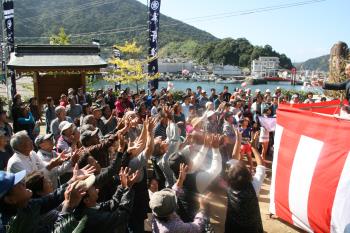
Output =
[
  {"x1": 49, "y1": 27, "x2": 70, "y2": 45},
  {"x1": 105, "y1": 41, "x2": 159, "y2": 91}
]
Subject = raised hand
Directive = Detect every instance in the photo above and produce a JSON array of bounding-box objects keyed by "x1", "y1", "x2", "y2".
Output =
[
  {"x1": 127, "y1": 170, "x2": 140, "y2": 188},
  {"x1": 64, "y1": 181, "x2": 86, "y2": 209},
  {"x1": 148, "y1": 117, "x2": 157, "y2": 132},
  {"x1": 178, "y1": 163, "x2": 188, "y2": 183},
  {"x1": 70, "y1": 148, "x2": 83, "y2": 165},
  {"x1": 234, "y1": 128, "x2": 242, "y2": 142},
  {"x1": 119, "y1": 167, "x2": 139, "y2": 188},
  {"x1": 71, "y1": 164, "x2": 96, "y2": 183},
  {"x1": 127, "y1": 138, "x2": 144, "y2": 157},
  {"x1": 198, "y1": 192, "x2": 212, "y2": 212}
]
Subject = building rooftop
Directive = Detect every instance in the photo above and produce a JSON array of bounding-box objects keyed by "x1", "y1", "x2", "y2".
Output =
[{"x1": 7, "y1": 45, "x2": 107, "y2": 70}]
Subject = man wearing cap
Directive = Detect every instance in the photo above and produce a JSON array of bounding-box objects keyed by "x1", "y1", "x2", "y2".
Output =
[
  {"x1": 56, "y1": 121, "x2": 75, "y2": 153},
  {"x1": 149, "y1": 164, "x2": 208, "y2": 233},
  {"x1": 50, "y1": 106, "x2": 73, "y2": 141},
  {"x1": 0, "y1": 167, "x2": 92, "y2": 233},
  {"x1": 36, "y1": 133, "x2": 75, "y2": 189},
  {"x1": 82, "y1": 127, "x2": 123, "y2": 168},
  {"x1": 7, "y1": 131, "x2": 64, "y2": 175},
  {"x1": 91, "y1": 104, "x2": 107, "y2": 135},
  {"x1": 206, "y1": 110, "x2": 219, "y2": 133},
  {"x1": 198, "y1": 90, "x2": 209, "y2": 110},
  {"x1": 71, "y1": 167, "x2": 137, "y2": 233}
]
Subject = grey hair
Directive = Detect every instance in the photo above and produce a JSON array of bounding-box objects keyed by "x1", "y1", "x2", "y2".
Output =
[
  {"x1": 10, "y1": 130, "x2": 30, "y2": 151},
  {"x1": 82, "y1": 115, "x2": 95, "y2": 125},
  {"x1": 55, "y1": 106, "x2": 66, "y2": 115}
]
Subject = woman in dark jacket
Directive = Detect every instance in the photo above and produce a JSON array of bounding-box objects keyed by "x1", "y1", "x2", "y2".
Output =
[
  {"x1": 11, "y1": 94, "x2": 22, "y2": 133},
  {"x1": 224, "y1": 130, "x2": 265, "y2": 233},
  {"x1": 17, "y1": 105, "x2": 36, "y2": 141},
  {"x1": 225, "y1": 162, "x2": 263, "y2": 233}
]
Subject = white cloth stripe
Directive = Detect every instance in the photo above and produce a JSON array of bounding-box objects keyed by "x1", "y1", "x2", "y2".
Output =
[
  {"x1": 289, "y1": 135, "x2": 323, "y2": 233},
  {"x1": 269, "y1": 124, "x2": 283, "y2": 214},
  {"x1": 4, "y1": 9, "x2": 14, "y2": 15},
  {"x1": 4, "y1": 15, "x2": 14, "y2": 19},
  {"x1": 330, "y1": 152, "x2": 350, "y2": 233}
]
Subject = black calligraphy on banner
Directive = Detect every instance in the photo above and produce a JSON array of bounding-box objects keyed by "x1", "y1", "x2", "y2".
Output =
[
  {"x1": 148, "y1": 0, "x2": 160, "y2": 89},
  {"x1": 3, "y1": 0, "x2": 16, "y2": 98}
]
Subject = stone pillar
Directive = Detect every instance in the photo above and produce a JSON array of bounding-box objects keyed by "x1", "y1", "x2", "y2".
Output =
[{"x1": 326, "y1": 41, "x2": 349, "y2": 99}]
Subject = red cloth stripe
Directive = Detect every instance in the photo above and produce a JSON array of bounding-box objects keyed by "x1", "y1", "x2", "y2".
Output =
[{"x1": 307, "y1": 144, "x2": 349, "y2": 232}]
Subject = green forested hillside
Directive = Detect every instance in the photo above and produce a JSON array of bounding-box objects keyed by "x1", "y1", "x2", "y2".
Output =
[
  {"x1": 11, "y1": 0, "x2": 293, "y2": 68},
  {"x1": 13, "y1": 0, "x2": 218, "y2": 48},
  {"x1": 294, "y1": 55, "x2": 330, "y2": 71}
]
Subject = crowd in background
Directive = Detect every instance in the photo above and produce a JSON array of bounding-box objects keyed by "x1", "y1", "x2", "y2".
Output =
[{"x1": 0, "y1": 84, "x2": 322, "y2": 233}]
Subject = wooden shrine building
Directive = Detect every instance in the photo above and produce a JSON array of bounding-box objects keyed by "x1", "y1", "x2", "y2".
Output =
[{"x1": 7, "y1": 45, "x2": 107, "y2": 105}]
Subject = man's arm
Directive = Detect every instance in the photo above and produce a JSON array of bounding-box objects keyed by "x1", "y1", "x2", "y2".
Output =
[
  {"x1": 144, "y1": 117, "x2": 156, "y2": 159},
  {"x1": 323, "y1": 81, "x2": 347, "y2": 91}
]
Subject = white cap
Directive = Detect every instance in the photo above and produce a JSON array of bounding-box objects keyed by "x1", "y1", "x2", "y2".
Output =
[
  {"x1": 59, "y1": 121, "x2": 74, "y2": 134},
  {"x1": 255, "y1": 89, "x2": 261, "y2": 93},
  {"x1": 265, "y1": 89, "x2": 271, "y2": 93}
]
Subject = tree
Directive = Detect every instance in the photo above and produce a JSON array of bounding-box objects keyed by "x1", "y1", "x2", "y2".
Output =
[
  {"x1": 49, "y1": 27, "x2": 70, "y2": 45},
  {"x1": 106, "y1": 41, "x2": 158, "y2": 91}
]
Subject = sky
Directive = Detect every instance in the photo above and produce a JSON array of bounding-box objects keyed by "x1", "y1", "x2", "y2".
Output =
[{"x1": 137, "y1": 0, "x2": 349, "y2": 62}]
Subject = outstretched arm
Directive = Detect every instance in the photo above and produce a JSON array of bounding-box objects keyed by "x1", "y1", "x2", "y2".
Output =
[
  {"x1": 231, "y1": 129, "x2": 242, "y2": 160},
  {"x1": 323, "y1": 81, "x2": 347, "y2": 90}
]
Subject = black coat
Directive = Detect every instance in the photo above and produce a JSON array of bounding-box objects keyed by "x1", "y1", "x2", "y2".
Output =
[
  {"x1": 323, "y1": 79, "x2": 350, "y2": 102},
  {"x1": 224, "y1": 183, "x2": 263, "y2": 233},
  {"x1": 74, "y1": 186, "x2": 134, "y2": 233}
]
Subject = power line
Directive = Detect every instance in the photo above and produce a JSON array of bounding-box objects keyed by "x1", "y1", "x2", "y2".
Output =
[
  {"x1": 18, "y1": 0, "x2": 117, "y2": 23},
  {"x1": 16, "y1": 0, "x2": 326, "y2": 40}
]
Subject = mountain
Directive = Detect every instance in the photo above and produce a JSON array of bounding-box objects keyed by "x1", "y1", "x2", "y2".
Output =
[
  {"x1": 294, "y1": 55, "x2": 330, "y2": 71},
  {"x1": 12, "y1": 0, "x2": 218, "y2": 51},
  {"x1": 10, "y1": 0, "x2": 293, "y2": 67}
]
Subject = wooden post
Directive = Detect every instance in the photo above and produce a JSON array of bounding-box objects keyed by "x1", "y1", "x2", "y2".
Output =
[
  {"x1": 80, "y1": 72, "x2": 86, "y2": 91},
  {"x1": 33, "y1": 71, "x2": 40, "y2": 103}
]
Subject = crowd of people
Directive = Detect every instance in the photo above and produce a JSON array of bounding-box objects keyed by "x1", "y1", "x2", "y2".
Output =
[{"x1": 0, "y1": 84, "x2": 323, "y2": 233}]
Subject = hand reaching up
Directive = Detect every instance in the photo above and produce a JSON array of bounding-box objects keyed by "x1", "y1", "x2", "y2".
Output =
[
  {"x1": 234, "y1": 128, "x2": 242, "y2": 142},
  {"x1": 178, "y1": 163, "x2": 188, "y2": 183},
  {"x1": 127, "y1": 138, "x2": 144, "y2": 157},
  {"x1": 119, "y1": 167, "x2": 140, "y2": 188},
  {"x1": 64, "y1": 181, "x2": 86, "y2": 209},
  {"x1": 71, "y1": 164, "x2": 96, "y2": 183}
]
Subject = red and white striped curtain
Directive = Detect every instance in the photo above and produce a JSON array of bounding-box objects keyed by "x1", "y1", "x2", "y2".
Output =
[{"x1": 270, "y1": 104, "x2": 350, "y2": 233}]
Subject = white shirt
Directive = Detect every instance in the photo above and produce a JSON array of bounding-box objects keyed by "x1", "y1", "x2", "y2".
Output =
[
  {"x1": 181, "y1": 103, "x2": 191, "y2": 120},
  {"x1": 7, "y1": 151, "x2": 48, "y2": 175},
  {"x1": 252, "y1": 165, "x2": 266, "y2": 196},
  {"x1": 37, "y1": 149, "x2": 72, "y2": 188}
]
